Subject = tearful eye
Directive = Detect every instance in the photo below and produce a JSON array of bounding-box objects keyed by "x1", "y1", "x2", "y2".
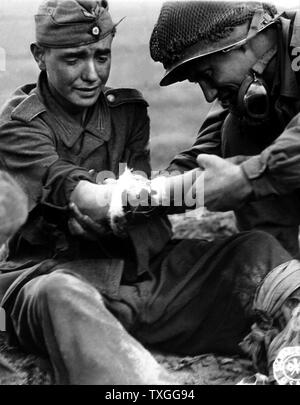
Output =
[
  {"x1": 286, "y1": 298, "x2": 300, "y2": 310},
  {"x1": 96, "y1": 55, "x2": 109, "y2": 63},
  {"x1": 65, "y1": 59, "x2": 78, "y2": 66}
]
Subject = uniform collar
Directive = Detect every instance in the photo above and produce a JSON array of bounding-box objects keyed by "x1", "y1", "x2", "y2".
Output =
[{"x1": 35, "y1": 72, "x2": 111, "y2": 148}]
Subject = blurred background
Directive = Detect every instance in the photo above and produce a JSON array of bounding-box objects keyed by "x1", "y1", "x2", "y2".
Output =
[{"x1": 0, "y1": 0, "x2": 298, "y2": 169}]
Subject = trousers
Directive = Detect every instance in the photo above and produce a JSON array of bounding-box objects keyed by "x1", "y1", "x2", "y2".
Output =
[{"x1": 6, "y1": 231, "x2": 291, "y2": 384}]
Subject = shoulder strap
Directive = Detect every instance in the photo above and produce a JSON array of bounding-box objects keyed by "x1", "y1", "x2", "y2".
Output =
[{"x1": 11, "y1": 92, "x2": 46, "y2": 123}]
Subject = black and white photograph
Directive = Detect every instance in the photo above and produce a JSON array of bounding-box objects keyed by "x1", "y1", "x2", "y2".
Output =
[{"x1": 0, "y1": 0, "x2": 300, "y2": 388}]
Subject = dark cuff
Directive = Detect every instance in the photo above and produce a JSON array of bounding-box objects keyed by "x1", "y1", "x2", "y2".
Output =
[
  {"x1": 241, "y1": 155, "x2": 280, "y2": 199},
  {"x1": 42, "y1": 164, "x2": 94, "y2": 211}
]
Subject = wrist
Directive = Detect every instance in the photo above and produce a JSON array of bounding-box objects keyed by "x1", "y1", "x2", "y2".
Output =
[
  {"x1": 70, "y1": 181, "x2": 113, "y2": 221},
  {"x1": 236, "y1": 166, "x2": 254, "y2": 204}
]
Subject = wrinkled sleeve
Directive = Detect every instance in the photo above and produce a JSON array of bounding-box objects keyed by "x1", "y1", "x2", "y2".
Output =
[
  {"x1": 167, "y1": 101, "x2": 228, "y2": 172},
  {"x1": 121, "y1": 104, "x2": 173, "y2": 253},
  {"x1": 0, "y1": 118, "x2": 93, "y2": 211},
  {"x1": 241, "y1": 112, "x2": 300, "y2": 199},
  {"x1": 42, "y1": 159, "x2": 94, "y2": 210},
  {"x1": 123, "y1": 103, "x2": 151, "y2": 178}
]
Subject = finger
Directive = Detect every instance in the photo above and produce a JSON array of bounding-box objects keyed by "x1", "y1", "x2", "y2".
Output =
[
  {"x1": 69, "y1": 202, "x2": 86, "y2": 220},
  {"x1": 69, "y1": 203, "x2": 95, "y2": 229},
  {"x1": 226, "y1": 155, "x2": 250, "y2": 165},
  {"x1": 69, "y1": 203, "x2": 93, "y2": 229},
  {"x1": 69, "y1": 202, "x2": 109, "y2": 236},
  {"x1": 79, "y1": 215, "x2": 109, "y2": 235},
  {"x1": 68, "y1": 218, "x2": 100, "y2": 241},
  {"x1": 68, "y1": 218, "x2": 86, "y2": 236},
  {"x1": 196, "y1": 154, "x2": 227, "y2": 170},
  {"x1": 103, "y1": 178, "x2": 117, "y2": 185}
]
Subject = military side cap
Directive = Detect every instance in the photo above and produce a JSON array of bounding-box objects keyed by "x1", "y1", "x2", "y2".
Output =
[
  {"x1": 150, "y1": 1, "x2": 278, "y2": 86},
  {"x1": 35, "y1": 0, "x2": 116, "y2": 48}
]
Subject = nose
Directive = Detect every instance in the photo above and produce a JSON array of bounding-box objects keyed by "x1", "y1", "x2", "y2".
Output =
[
  {"x1": 82, "y1": 60, "x2": 99, "y2": 83},
  {"x1": 198, "y1": 79, "x2": 218, "y2": 103}
]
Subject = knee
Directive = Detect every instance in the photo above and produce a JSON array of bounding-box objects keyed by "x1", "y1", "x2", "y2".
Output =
[
  {"x1": 240, "y1": 230, "x2": 287, "y2": 255},
  {"x1": 35, "y1": 271, "x2": 101, "y2": 308},
  {"x1": 235, "y1": 230, "x2": 291, "y2": 275},
  {"x1": 246, "y1": 230, "x2": 278, "y2": 246}
]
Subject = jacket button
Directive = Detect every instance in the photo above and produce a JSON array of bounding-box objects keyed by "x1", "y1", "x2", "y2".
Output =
[{"x1": 107, "y1": 94, "x2": 115, "y2": 103}]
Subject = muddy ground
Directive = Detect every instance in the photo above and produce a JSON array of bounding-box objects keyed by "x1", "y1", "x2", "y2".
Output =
[{"x1": 0, "y1": 211, "x2": 256, "y2": 385}]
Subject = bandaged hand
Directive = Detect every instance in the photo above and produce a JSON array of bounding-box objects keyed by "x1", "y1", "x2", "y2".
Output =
[
  {"x1": 69, "y1": 180, "x2": 118, "y2": 237},
  {"x1": 69, "y1": 167, "x2": 205, "y2": 238},
  {"x1": 68, "y1": 202, "x2": 112, "y2": 241},
  {"x1": 106, "y1": 167, "x2": 204, "y2": 235},
  {"x1": 197, "y1": 154, "x2": 253, "y2": 211}
]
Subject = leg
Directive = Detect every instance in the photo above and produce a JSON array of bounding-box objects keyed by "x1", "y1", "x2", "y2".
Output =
[
  {"x1": 9, "y1": 270, "x2": 176, "y2": 385},
  {"x1": 136, "y1": 231, "x2": 291, "y2": 355}
]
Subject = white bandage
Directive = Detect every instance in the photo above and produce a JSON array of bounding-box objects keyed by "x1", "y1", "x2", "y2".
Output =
[{"x1": 108, "y1": 168, "x2": 151, "y2": 236}]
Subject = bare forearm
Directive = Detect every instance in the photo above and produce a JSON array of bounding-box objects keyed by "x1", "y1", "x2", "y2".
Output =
[
  {"x1": 70, "y1": 169, "x2": 204, "y2": 228},
  {"x1": 70, "y1": 180, "x2": 111, "y2": 221},
  {"x1": 151, "y1": 169, "x2": 203, "y2": 210}
]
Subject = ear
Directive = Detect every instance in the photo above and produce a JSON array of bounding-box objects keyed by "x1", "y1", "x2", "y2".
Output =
[
  {"x1": 30, "y1": 43, "x2": 47, "y2": 71},
  {"x1": 101, "y1": 0, "x2": 108, "y2": 10}
]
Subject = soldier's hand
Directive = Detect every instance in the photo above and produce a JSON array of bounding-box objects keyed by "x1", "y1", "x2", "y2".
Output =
[
  {"x1": 196, "y1": 154, "x2": 253, "y2": 211},
  {"x1": 68, "y1": 202, "x2": 112, "y2": 241},
  {"x1": 226, "y1": 155, "x2": 253, "y2": 165}
]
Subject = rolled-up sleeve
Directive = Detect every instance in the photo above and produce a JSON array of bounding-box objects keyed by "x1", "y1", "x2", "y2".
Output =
[
  {"x1": 167, "y1": 101, "x2": 228, "y2": 172},
  {"x1": 42, "y1": 159, "x2": 94, "y2": 210},
  {"x1": 241, "y1": 112, "x2": 300, "y2": 199}
]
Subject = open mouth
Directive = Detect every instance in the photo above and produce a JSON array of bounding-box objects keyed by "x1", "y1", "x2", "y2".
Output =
[{"x1": 75, "y1": 87, "x2": 100, "y2": 96}]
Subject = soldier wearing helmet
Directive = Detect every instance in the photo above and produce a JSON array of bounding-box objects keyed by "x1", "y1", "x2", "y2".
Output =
[{"x1": 150, "y1": 1, "x2": 300, "y2": 256}]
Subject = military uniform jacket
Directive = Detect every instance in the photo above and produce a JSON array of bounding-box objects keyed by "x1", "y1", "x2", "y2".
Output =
[
  {"x1": 0, "y1": 72, "x2": 172, "y2": 305},
  {"x1": 168, "y1": 11, "x2": 300, "y2": 254}
]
